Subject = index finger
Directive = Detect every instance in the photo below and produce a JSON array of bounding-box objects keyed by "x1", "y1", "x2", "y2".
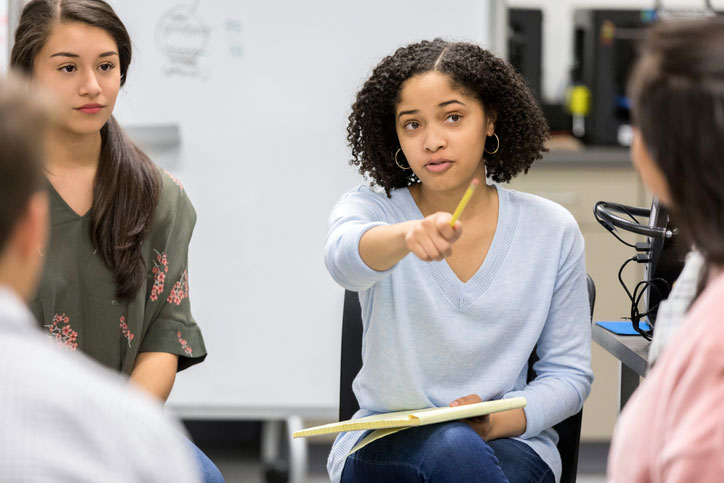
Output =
[{"x1": 435, "y1": 213, "x2": 460, "y2": 241}]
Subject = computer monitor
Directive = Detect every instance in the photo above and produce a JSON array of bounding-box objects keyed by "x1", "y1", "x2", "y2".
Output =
[
  {"x1": 643, "y1": 199, "x2": 685, "y2": 325},
  {"x1": 593, "y1": 197, "x2": 686, "y2": 331},
  {"x1": 508, "y1": 8, "x2": 543, "y2": 102},
  {"x1": 573, "y1": 9, "x2": 652, "y2": 145}
]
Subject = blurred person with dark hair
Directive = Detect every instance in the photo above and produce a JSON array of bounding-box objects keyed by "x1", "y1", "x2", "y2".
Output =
[{"x1": 608, "y1": 17, "x2": 724, "y2": 482}]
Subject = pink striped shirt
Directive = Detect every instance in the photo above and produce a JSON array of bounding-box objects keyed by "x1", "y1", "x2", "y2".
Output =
[{"x1": 608, "y1": 270, "x2": 724, "y2": 482}]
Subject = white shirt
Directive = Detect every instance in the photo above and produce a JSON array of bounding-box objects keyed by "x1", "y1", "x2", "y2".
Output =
[
  {"x1": 648, "y1": 250, "x2": 704, "y2": 366},
  {"x1": 0, "y1": 286, "x2": 201, "y2": 482}
]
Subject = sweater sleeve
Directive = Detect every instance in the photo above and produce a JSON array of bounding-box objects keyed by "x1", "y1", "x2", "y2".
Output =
[
  {"x1": 504, "y1": 220, "x2": 594, "y2": 438},
  {"x1": 324, "y1": 186, "x2": 395, "y2": 292}
]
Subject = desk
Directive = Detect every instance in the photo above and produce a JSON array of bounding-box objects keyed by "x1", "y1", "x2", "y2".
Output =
[{"x1": 592, "y1": 324, "x2": 650, "y2": 409}]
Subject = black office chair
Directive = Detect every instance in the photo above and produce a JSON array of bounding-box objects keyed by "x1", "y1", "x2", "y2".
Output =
[{"x1": 339, "y1": 274, "x2": 596, "y2": 483}]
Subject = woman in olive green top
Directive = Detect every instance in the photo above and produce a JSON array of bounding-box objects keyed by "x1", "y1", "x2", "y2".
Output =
[
  {"x1": 11, "y1": 0, "x2": 207, "y2": 402},
  {"x1": 36, "y1": 170, "x2": 206, "y2": 376}
]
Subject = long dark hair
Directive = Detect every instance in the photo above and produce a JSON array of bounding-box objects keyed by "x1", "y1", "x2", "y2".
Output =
[
  {"x1": 628, "y1": 18, "x2": 724, "y2": 265},
  {"x1": 347, "y1": 39, "x2": 549, "y2": 196},
  {"x1": 11, "y1": 0, "x2": 161, "y2": 299}
]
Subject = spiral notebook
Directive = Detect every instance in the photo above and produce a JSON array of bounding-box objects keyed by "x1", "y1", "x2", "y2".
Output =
[{"x1": 293, "y1": 396, "x2": 527, "y2": 455}]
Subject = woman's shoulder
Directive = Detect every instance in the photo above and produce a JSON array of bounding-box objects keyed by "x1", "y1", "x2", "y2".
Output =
[
  {"x1": 334, "y1": 184, "x2": 409, "y2": 213},
  {"x1": 500, "y1": 185, "x2": 579, "y2": 231},
  {"x1": 339, "y1": 183, "x2": 400, "y2": 201},
  {"x1": 151, "y1": 166, "x2": 196, "y2": 231}
]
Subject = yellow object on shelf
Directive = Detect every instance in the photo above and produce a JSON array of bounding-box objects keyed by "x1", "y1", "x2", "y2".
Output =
[{"x1": 567, "y1": 85, "x2": 591, "y2": 116}]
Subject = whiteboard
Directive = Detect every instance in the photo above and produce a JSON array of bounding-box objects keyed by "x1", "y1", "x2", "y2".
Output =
[{"x1": 110, "y1": 0, "x2": 492, "y2": 414}]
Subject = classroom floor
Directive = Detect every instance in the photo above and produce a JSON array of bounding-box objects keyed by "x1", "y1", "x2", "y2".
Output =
[{"x1": 196, "y1": 432, "x2": 610, "y2": 483}]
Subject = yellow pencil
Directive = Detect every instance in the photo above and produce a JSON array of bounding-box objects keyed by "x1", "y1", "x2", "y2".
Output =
[{"x1": 449, "y1": 178, "x2": 480, "y2": 227}]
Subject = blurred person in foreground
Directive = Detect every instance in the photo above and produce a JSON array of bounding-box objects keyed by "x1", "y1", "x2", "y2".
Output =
[
  {"x1": 608, "y1": 17, "x2": 724, "y2": 483},
  {"x1": 0, "y1": 74, "x2": 200, "y2": 483}
]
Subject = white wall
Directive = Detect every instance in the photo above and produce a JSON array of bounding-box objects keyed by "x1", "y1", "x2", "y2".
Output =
[{"x1": 506, "y1": 0, "x2": 723, "y2": 102}]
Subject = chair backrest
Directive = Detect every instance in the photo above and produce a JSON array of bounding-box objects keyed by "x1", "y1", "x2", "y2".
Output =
[
  {"x1": 339, "y1": 274, "x2": 596, "y2": 483},
  {"x1": 339, "y1": 289, "x2": 366, "y2": 422}
]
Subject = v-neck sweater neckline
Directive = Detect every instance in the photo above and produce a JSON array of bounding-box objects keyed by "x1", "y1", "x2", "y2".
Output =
[{"x1": 400, "y1": 184, "x2": 518, "y2": 311}]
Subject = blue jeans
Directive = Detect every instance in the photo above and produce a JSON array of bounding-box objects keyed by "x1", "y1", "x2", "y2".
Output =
[
  {"x1": 186, "y1": 438, "x2": 225, "y2": 483},
  {"x1": 341, "y1": 421, "x2": 554, "y2": 483}
]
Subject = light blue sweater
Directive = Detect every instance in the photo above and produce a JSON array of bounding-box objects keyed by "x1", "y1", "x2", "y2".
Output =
[{"x1": 324, "y1": 184, "x2": 593, "y2": 483}]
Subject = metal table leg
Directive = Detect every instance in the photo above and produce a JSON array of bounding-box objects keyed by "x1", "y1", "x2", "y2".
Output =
[
  {"x1": 619, "y1": 362, "x2": 640, "y2": 410},
  {"x1": 286, "y1": 415, "x2": 307, "y2": 483},
  {"x1": 260, "y1": 417, "x2": 308, "y2": 483}
]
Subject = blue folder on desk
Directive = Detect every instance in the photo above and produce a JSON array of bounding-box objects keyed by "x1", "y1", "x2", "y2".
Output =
[{"x1": 595, "y1": 321, "x2": 651, "y2": 336}]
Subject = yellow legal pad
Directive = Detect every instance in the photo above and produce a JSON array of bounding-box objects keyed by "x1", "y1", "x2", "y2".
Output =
[{"x1": 293, "y1": 396, "x2": 526, "y2": 443}]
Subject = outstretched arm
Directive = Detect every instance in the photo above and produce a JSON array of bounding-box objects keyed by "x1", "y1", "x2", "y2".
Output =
[{"x1": 359, "y1": 213, "x2": 462, "y2": 271}]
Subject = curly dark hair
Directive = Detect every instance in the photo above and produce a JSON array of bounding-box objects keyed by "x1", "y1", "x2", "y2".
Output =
[{"x1": 347, "y1": 39, "x2": 549, "y2": 196}]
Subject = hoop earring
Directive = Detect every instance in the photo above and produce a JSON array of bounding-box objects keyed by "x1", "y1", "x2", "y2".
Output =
[
  {"x1": 484, "y1": 133, "x2": 500, "y2": 155},
  {"x1": 394, "y1": 148, "x2": 411, "y2": 170}
]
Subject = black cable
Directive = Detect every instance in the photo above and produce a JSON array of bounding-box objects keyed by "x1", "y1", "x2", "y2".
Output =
[
  {"x1": 616, "y1": 203, "x2": 642, "y2": 225},
  {"x1": 596, "y1": 201, "x2": 642, "y2": 224},
  {"x1": 617, "y1": 257, "x2": 652, "y2": 339},
  {"x1": 617, "y1": 256, "x2": 638, "y2": 302},
  {"x1": 594, "y1": 206, "x2": 637, "y2": 248},
  {"x1": 631, "y1": 280, "x2": 662, "y2": 340},
  {"x1": 616, "y1": 256, "x2": 671, "y2": 340}
]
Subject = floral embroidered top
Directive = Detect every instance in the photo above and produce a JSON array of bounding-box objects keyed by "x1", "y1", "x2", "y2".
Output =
[{"x1": 30, "y1": 168, "x2": 206, "y2": 374}]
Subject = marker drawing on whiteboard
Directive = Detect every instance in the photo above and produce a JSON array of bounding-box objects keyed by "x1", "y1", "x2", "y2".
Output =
[
  {"x1": 225, "y1": 18, "x2": 244, "y2": 59},
  {"x1": 156, "y1": 0, "x2": 210, "y2": 78}
]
